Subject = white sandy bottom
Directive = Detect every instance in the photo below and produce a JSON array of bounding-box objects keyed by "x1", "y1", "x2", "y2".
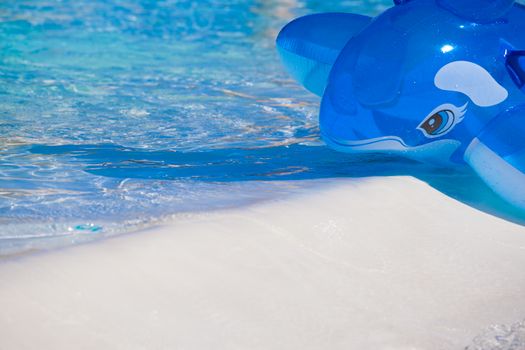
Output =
[{"x1": 1, "y1": 176, "x2": 525, "y2": 350}]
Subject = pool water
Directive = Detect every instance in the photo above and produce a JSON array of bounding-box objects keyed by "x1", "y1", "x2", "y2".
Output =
[{"x1": 0, "y1": 0, "x2": 524, "y2": 255}]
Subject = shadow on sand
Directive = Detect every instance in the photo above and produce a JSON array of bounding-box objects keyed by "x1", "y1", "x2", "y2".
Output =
[{"x1": 31, "y1": 143, "x2": 525, "y2": 226}]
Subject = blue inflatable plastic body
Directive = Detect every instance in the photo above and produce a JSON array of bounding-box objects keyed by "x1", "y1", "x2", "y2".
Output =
[{"x1": 277, "y1": 0, "x2": 525, "y2": 210}]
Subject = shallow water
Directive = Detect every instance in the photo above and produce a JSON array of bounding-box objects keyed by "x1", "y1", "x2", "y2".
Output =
[{"x1": 0, "y1": 0, "x2": 524, "y2": 255}]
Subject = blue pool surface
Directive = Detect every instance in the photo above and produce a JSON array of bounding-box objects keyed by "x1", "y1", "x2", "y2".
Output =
[{"x1": 1, "y1": 0, "x2": 524, "y2": 255}]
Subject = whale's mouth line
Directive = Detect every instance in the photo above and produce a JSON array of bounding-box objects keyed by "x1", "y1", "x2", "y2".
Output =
[
  {"x1": 323, "y1": 135, "x2": 409, "y2": 150},
  {"x1": 322, "y1": 133, "x2": 464, "y2": 167}
]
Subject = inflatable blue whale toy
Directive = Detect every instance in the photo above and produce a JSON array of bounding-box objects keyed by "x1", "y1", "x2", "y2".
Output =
[{"x1": 277, "y1": 0, "x2": 525, "y2": 210}]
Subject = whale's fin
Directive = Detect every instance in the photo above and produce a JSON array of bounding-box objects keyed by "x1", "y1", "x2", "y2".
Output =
[
  {"x1": 393, "y1": 0, "x2": 414, "y2": 4},
  {"x1": 506, "y1": 50, "x2": 525, "y2": 91},
  {"x1": 276, "y1": 13, "x2": 371, "y2": 96},
  {"x1": 437, "y1": 0, "x2": 515, "y2": 23},
  {"x1": 501, "y1": 40, "x2": 525, "y2": 91},
  {"x1": 465, "y1": 106, "x2": 525, "y2": 211}
]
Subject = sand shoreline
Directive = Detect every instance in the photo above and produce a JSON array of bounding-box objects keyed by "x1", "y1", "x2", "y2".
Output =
[{"x1": 1, "y1": 176, "x2": 525, "y2": 349}]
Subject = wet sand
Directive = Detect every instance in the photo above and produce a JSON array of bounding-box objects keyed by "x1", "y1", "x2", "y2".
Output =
[{"x1": 1, "y1": 176, "x2": 524, "y2": 350}]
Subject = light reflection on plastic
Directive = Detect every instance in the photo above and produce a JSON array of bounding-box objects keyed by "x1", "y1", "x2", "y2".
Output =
[{"x1": 441, "y1": 44, "x2": 455, "y2": 53}]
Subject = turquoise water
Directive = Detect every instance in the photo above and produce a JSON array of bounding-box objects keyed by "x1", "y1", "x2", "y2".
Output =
[{"x1": 0, "y1": 0, "x2": 524, "y2": 255}]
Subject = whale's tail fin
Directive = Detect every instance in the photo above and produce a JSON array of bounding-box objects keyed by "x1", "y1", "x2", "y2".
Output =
[
  {"x1": 465, "y1": 106, "x2": 525, "y2": 211},
  {"x1": 276, "y1": 13, "x2": 371, "y2": 96}
]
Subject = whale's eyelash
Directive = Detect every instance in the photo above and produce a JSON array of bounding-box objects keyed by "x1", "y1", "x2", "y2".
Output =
[
  {"x1": 454, "y1": 103, "x2": 468, "y2": 120},
  {"x1": 418, "y1": 103, "x2": 468, "y2": 138}
]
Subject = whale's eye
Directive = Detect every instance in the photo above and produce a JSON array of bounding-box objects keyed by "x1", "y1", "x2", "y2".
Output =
[
  {"x1": 420, "y1": 110, "x2": 453, "y2": 136},
  {"x1": 418, "y1": 103, "x2": 468, "y2": 138}
]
